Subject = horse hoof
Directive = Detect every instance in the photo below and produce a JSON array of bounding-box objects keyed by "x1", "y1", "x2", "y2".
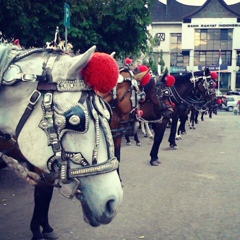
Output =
[
  {"x1": 42, "y1": 231, "x2": 59, "y2": 239},
  {"x1": 149, "y1": 136, "x2": 154, "y2": 139},
  {"x1": 144, "y1": 134, "x2": 148, "y2": 138},
  {"x1": 170, "y1": 145, "x2": 178, "y2": 150},
  {"x1": 136, "y1": 142, "x2": 141, "y2": 146},
  {"x1": 126, "y1": 142, "x2": 131, "y2": 146},
  {"x1": 150, "y1": 161, "x2": 159, "y2": 166},
  {"x1": 31, "y1": 236, "x2": 45, "y2": 240}
]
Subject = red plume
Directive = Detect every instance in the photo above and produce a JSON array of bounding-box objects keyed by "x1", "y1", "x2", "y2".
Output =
[
  {"x1": 82, "y1": 52, "x2": 119, "y2": 93},
  {"x1": 165, "y1": 75, "x2": 175, "y2": 87},
  {"x1": 210, "y1": 71, "x2": 218, "y2": 80},
  {"x1": 137, "y1": 65, "x2": 151, "y2": 87},
  {"x1": 124, "y1": 58, "x2": 132, "y2": 65},
  {"x1": 13, "y1": 39, "x2": 20, "y2": 46}
]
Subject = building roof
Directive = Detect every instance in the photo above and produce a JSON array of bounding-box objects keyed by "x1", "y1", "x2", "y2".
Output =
[{"x1": 149, "y1": 0, "x2": 240, "y2": 22}]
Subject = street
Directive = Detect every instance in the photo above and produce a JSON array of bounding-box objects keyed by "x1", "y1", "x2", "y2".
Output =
[{"x1": 1, "y1": 111, "x2": 240, "y2": 240}]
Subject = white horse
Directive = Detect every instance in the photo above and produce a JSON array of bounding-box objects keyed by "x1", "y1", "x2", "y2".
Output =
[{"x1": 0, "y1": 44, "x2": 123, "y2": 228}]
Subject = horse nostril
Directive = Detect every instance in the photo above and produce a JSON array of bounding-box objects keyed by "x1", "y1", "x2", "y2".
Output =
[{"x1": 106, "y1": 199, "x2": 116, "y2": 216}]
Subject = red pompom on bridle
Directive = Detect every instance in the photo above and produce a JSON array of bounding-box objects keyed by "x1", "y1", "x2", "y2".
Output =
[
  {"x1": 165, "y1": 75, "x2": 175, "y2": 87},
  {"x1": 124, "y1": 58, "x2": 132, "y2": 65},
  {"x1": 82, "y1": 52, "x2": 119, "y2": 94},
  {"x1": 210, "y1": 71, "x2": 218, "y2": 80}
]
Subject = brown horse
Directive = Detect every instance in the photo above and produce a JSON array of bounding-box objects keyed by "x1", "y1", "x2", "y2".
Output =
[
  {"x1": 100, "y1": 66, "x2": 151, "y2": 181},
  {"x1": 124, "y1": 75, "x2": 175, "y2": 150}
]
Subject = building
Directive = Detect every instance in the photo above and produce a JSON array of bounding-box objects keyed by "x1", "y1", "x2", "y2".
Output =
[{"x1": 149, "y1": 0, "x2": 240, "y2": 91}]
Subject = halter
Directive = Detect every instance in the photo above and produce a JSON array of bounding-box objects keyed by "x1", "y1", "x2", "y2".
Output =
[{"x1": 0, "y1": 47, "x2": 119, "y2": 198}]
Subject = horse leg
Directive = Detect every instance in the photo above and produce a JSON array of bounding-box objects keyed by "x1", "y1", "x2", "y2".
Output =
[
  {"x1": 124, "y1": 134, "x2": 131, "y2": 145},
  {"x1": 134, "y1": 132, "x2": 141, "y2": 146},
  {"x1": 113, "y1": 136, "x2": 123, "y2": 182},
  {"x1": 145, "y1": 122, "x2": 153, "y2": 139},
  {"x1": 141, "y1": 122, "x2": 148, "y2": 137},
  {"x1": 189, "y1": 110, "x2": 195, "y2": 129},
  {"x1": 175, "y1": 119, "x2": 182, "y2": 140},
  {"x1": 168, "y1": 115, "x2": 179, "y2": 149},
  {"x1": 149, "y1": 120, "x2": 168, "y2": 165},
  {"x1": 30, "y1": 184, "x2": 57, "y2": 240},
  {"x1": 194, "y1": 111, "x2": 199, "y2": 124}
]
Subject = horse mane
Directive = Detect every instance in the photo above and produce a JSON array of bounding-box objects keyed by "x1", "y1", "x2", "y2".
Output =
[
  {"x1": 0, "y1": 44, "x2": 17, "y2": 76},
  {"x1": 173, "y1": 72, "x2": 193, "y2": 84}
]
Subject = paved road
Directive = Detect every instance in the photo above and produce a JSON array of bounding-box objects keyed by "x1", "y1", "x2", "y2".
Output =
[{"x1": 1, "y1": 111, "x2": 240, "y2": 240}]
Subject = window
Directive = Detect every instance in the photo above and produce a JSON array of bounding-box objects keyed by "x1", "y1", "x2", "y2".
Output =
[
  {"x1": 194, "y1": 29, "x2": 232, "y2": 66},
  {"x1": 170, "y1": 33, "x2": 189, "y2": 67}
]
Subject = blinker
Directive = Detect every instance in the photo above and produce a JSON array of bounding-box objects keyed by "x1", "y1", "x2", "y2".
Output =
[{"x1": 54, "y1": 103, "x2": 89, "y2": 138}]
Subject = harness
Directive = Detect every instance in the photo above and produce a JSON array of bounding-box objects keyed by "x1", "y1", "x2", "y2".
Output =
[
  {"x1": 109, "y1": 67, "x2": 144, "y2": 138},
  {"x1": 0, "y1": 47, "x2": 118, "y2": 198}
]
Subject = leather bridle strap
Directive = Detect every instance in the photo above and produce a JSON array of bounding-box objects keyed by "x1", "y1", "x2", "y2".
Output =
[{"x1": 15, "y1": 90, "x2": 41, "y2": 139}]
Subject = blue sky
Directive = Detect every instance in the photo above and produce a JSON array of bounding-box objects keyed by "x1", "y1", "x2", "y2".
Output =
[{"x1": 159, "y1": 0, "x2": 240, "y2": 5}]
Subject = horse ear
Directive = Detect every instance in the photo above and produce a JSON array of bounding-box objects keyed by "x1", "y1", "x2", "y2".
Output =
[
  {"x1": 66, "y1": 45, "x2": 96, "y2": 79},
  {"x1": 205, "y1": 67, "x2": 210, "y2": 75},
  {"x1": 110, "y1": 52, "x2": 116, "y2": 57}
]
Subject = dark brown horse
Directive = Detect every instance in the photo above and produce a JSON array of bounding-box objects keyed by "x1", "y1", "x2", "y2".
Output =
[
  {"x1": 147, "y1": 69, "x2": 217, "y2": 166},
  {"x1": 124, "y1": 74, "x2": 176, "y2": 157}
]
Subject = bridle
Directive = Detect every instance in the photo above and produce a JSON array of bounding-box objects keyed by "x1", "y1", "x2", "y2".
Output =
[
  {"x1": 135, "y1": 77, "x2": 174, "y2": 124},
  {"x1": 169, "y1": 71, "x2": 216, "y2": 111},
  {"x1": 109, "y1": 67, "x2": 145, "y2": 138},
  {"x1": 0, "y1": 47, "x2": 119, "y2": 198}
]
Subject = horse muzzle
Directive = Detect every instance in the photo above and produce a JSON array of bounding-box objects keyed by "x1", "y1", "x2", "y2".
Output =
[
  {"x1": 162, "y1": 107, "x2": 174, "y2": 119},
  {"x1": 76, "y1": 192, "x2": 117, "y2": 226}
]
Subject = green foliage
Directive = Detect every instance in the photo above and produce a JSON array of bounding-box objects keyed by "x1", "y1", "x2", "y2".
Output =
[
  {"x1": 158, "y1": 49, "x2": 166, "y2": 74},
  {"x1": 0, "y1": 0, "x2": 152, "y2": 57}
]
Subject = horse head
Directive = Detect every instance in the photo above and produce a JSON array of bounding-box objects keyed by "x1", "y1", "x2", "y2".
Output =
[
  {"x1": 142, "y1": 73, "x2": 175, "y2": 120},
  {"x1": 192, "y1": 68, "x2": 217, "y2": 103},
  {"x1": 0, "y1": 44, "x2": 123, "y2": 227}
]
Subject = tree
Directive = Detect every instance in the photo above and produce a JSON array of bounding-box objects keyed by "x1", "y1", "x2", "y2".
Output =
[{"x1": 0, "y1": 0, "x2": 152, "y2": 57}]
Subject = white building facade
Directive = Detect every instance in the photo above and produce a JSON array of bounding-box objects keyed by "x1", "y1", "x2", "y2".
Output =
[{"x1": 149, "y1": 0, "x2": 240, "y2": 91}]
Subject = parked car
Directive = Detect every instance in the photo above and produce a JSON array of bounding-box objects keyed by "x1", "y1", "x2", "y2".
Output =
[
  {"x1": 222, "y1": 95, "x2": 240, "y2": 112},
  {"x1": 226, "y1": 90, "x2": 240, "y2": 95}
]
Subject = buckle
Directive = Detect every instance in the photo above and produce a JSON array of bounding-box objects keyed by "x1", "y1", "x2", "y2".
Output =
[
  {"x1": 28, "y1": 90, "x2": 41, "y2": 105},
  {"x1": 44, "y1": 92, "x2": 53, "y2": 105},
  {"x1": 22, "y1": 74, "x2": 37, "y2": 82}
]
